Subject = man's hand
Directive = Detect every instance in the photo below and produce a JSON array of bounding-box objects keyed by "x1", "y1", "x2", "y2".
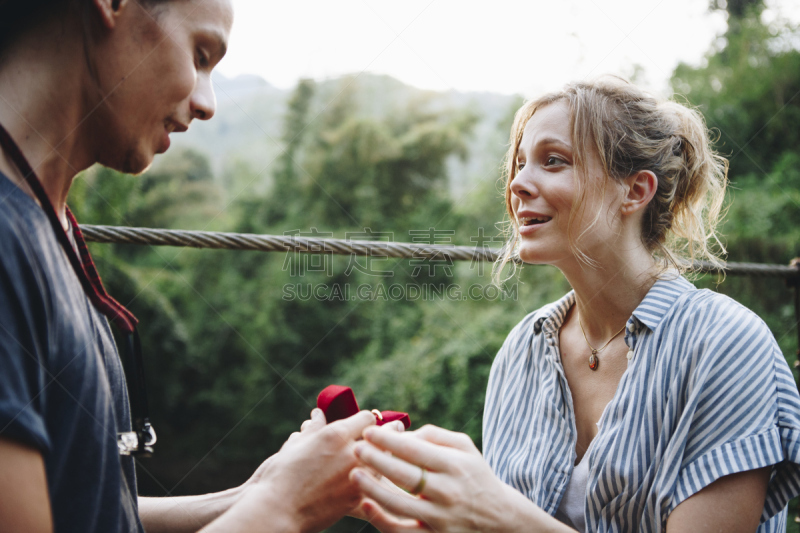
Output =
[{"x1": 200, "y1": 409, "x2": 376, "y2": 533}]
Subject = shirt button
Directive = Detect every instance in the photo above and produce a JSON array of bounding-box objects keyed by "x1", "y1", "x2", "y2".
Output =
[
  {"x1": 626, "y1": 350, "x2": 634, "y2": 360},
  {"x1": 627, "y1": 322, "x2": 635, "y2": 332}
]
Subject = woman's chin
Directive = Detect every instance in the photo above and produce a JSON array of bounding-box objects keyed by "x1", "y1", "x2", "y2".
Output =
[{"x1": 517, "y1": 246, "x2": 550, "y2": 265}]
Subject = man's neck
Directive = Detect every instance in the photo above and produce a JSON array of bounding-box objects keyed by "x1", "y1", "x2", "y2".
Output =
[{"x1": 0, "y1": 20, "x2": 96, "y2": 230}]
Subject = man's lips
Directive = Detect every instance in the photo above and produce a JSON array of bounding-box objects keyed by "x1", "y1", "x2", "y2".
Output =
[
  {"x1": 157, "y1": 129, "x2": 171, "y2": 153},
  {"x1": 157, "y1": 120, "x2": 189, "y2": 153},
  {"x1": 165, "y1": 120, "x2": 189, "y2": 133}
]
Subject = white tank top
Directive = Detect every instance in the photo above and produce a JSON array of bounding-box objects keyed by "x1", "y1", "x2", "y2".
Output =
[
  {"x1": 554, "y1": 410, "x2": 608, "y2": 533},
  {"x1": 553, "y1": 449, "x2": 589, "y2": 532}
]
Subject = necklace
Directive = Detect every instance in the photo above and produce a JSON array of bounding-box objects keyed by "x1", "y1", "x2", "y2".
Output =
[
  {"x1": 578, "y1": 315, "x2": 627, "y2": 371},
  {"x1": 0, "y1": 123, "x2": 156, "y2": 456}
]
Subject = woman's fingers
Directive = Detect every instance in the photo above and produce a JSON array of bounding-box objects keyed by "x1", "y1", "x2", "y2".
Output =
[
  {"x1": 359, "y1": 498, "x2": 426, "y2": 533},
  {"x1": 325, "y1": 410, "x2": 376, "y2": 443},
  {"x1": 413, "y1": 425, "x2": 479, "y2": 454},
  {"x1": 351, "y1": 467, "x2": 433, "y2": 522},
  {"x1": 362, "y1": 425, "x2": 460, "y2": 474},
  {"x1": 355, "y1": 442, "x2": 432, "y2": 494}
]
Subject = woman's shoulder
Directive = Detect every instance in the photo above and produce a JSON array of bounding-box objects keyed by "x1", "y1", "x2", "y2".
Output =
[
  {"x1": 662, "y1": 278, "x2": 777, "y2": 345},
  {"x1": 642, "y1": 277, "x2": 786, "y2": 391}
]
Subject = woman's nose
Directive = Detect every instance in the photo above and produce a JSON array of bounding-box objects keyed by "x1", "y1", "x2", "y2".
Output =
[
  {"x1": 190, "y1": 73, "x2": 217, "y2": 121},
  {"x1": 510, "y1": 167, "x2": 538, "y2": 199}
]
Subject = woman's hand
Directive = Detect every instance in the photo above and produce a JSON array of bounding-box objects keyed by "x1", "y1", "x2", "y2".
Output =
[
  {"x1": 350, "y1": 424, "x2": 560, "y2": 533},
  {"x1": 277, "y1": 409, "x2": 409, "y2": 525}
]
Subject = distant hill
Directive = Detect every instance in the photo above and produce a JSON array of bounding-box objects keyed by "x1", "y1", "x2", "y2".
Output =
[{"x1": 165, "y1": 72, "x2": 523, "y2": 197}]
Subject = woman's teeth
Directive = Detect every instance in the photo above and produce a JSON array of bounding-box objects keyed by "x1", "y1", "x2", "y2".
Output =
[{"x1": 519, "y1": 216, "x2": 551, "y2": 226}]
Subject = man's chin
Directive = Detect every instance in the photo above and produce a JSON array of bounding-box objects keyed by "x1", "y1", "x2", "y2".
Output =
[{"x1": 110, "y1": 148, "x2": 154, "y2": 176}]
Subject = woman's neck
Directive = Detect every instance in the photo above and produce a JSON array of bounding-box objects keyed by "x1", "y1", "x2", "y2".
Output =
[
  {"x1": 0, "y1": 18, "x2": 95, "y2": 230},
  {"x1": 559, "y1": 243, "x2": 660, "y2": 340}
]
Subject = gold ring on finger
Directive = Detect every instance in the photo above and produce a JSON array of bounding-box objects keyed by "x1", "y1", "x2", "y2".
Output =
[{"x1": 410, "y1": 467, "x2": 427, "y2": 496}]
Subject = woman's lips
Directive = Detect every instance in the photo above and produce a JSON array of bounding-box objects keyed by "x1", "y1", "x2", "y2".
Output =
[
  {"x1": 517, "y1": 214, "x2": 552, "y2": 236},
  {"x1": 518, "y1": 219, "x2": 548, "y2": 235}
]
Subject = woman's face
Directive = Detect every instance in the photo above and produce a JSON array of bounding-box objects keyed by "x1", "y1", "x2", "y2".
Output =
[
  {"x1": 510, "y1": 101, "x2": 622, "y2": 268},
  {"x1": 90, "y1": 0, "x2": 234, "y2": 174}
]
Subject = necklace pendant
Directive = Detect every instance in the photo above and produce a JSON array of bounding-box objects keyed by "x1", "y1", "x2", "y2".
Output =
[{"x1": 588, "y1": 350, "x2": 599, "y2": 371}]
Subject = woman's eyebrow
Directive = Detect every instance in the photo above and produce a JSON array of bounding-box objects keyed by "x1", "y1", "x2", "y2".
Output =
[{"x1": 535, "y1": 136, "x2": 571, "y2": 150}]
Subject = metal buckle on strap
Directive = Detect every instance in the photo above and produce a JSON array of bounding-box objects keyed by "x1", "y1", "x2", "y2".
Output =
[{"x1": 117, "y1": 422, "x2": 157, "y2": 457}]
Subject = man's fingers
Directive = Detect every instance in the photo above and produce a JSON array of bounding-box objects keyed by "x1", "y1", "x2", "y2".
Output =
[
  {"x1": 300, "y1": 408, "x2": 327, "y2": 434},
  {"x1": 285, "y1": 432, "x2": 301, "y2": 444},
  {"x1": 328, "y1": 410, "x2": 376, "y2": 441}
]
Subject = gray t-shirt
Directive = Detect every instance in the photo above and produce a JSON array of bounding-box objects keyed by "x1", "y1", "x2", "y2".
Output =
[{"x1": 0, "y1": 171, "x2": 142, "y2": 532}]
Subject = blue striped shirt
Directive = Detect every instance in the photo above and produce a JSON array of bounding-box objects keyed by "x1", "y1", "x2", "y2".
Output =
[{"x1": 483, "y1": 275, "x2": 800, "y2": 532}]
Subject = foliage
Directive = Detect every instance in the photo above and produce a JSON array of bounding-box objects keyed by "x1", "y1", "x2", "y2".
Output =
[
  {"x1": 672, "y1": 4, "x2": 799, "y2": 356},
  {"x1": 64, "y1": 12, "x2": 800, "y2": 529}
]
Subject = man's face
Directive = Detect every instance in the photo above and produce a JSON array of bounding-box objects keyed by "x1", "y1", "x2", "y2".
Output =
[{"x1": 90, "y1": 0, "x2": 233, "y2": 174}]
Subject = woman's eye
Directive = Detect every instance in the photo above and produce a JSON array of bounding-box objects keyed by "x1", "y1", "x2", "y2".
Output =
[
  {"x1": 545, "y1": 156, "x2": 563, "y2": 166},
  {"x1": 517, "y1": 162, "x2": 525, "y2": 171}
]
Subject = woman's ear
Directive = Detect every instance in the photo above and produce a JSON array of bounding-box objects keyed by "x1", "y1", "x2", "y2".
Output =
[
  {"x1": 91, "y1": 0, "x2": 131, "y2": 29},
  {"x1": 621, "y1": 170, "x2": 657, "y2": 216}
]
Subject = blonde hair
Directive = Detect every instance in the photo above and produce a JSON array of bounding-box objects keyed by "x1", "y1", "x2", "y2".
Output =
[{"x1": 493, "y1": 77, "x2": 728, "y2": 282}]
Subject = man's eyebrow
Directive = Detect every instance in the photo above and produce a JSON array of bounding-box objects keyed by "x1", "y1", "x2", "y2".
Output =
[
  {"x1": 214, "y1": 32, "x2": 228, "y2": 59},
  {"x1": 202, "y1": 29, "x2": 228, "y2": 60}
]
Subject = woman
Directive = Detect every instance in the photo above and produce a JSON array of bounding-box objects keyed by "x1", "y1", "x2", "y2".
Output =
[
  {"x1": 351, "y1": 78, "x2": 800, "y2": 532},
  {"x1": 0, "y1": 1, "x2": 375, "y2": 532}
]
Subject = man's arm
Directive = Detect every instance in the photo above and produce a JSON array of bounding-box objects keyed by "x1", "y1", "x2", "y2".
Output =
[
  {"x1": 139, "y1": 409, "x2": 375, "y2": 533},
  {"x1": 0, "y1": 437, "x2": 52, "y2": 533},
  {"x1": 138, "y1": 490, "x2": 242, "y2": 533},
  {"x1": 199, "y1": 409, "x2": 376, "y2": 533}
]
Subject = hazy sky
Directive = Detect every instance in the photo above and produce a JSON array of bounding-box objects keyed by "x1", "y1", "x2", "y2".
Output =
[{"x1": 216, "y1": 0, "x2": 798, "y2": 97}]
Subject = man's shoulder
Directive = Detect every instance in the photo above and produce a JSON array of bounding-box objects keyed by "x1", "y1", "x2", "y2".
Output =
[{"x1": 0, "y1": 174, "x2": 66, "y2": 283}]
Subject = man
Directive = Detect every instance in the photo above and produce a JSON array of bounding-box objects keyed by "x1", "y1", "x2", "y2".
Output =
[{"x1": 0, "y1": 1, "x2": 375, "y2": 531}]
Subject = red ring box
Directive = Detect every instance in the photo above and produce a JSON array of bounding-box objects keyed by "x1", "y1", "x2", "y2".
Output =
[{"x1": 317, "y1": 385, "x2": 411, "y2": 429}]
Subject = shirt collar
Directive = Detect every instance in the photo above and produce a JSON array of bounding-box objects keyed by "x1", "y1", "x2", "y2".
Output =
[
  {"x1": 532, "y1": 273, "x2": 694, "y2": 335},
  {"x1": 536, "y1": 291, "x2": 576, "y2": 337},
  {"x1": 631, "y1": 274, "x2": 695, "y2": 332}
]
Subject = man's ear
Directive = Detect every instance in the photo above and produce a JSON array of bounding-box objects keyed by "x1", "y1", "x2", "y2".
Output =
[
  {"x1": 621, "y1": 170, "x2": 658, "y2": 216},
  {"x1": 91, "y1": 0, "x2": 131, "y2": 29}
]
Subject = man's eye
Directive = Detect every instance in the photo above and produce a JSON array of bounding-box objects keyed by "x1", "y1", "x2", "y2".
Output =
[{"x1": 196, "y1": 48, "x2": 210, "y2": 68}]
